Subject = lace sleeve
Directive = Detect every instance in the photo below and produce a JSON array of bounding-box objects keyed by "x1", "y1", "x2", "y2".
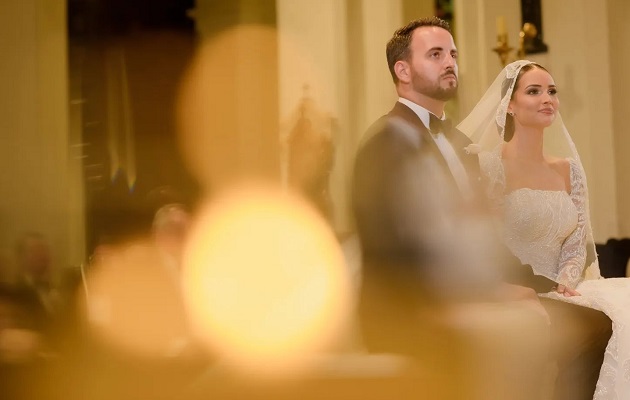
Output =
[{"x1": 556, "y1": 159, "x2": 587, "y2": 288}]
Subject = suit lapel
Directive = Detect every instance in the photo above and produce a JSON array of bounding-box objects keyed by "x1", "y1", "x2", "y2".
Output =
[
  {"x1": 387, "y1": 102, "x2": 483, "y2": 196},
  {"x1": 388, "y1": 102, "x2": 442, "y2": 158}
]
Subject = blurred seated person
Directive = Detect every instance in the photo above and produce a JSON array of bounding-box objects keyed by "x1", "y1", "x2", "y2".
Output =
[
  {"x1": 14, "y1": 233, "x2": 63, "y2": 320},
  {"x1": 80, "y1": 203, "x2": 201, "y2": 363},
  {"x1": 152, "y1": 203, "x2": 191, "y2": 275}
]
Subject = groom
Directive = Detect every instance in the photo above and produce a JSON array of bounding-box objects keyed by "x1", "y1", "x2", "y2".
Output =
[{"x1": 352, "y1": 17, "x2": 611, "y2": 400}]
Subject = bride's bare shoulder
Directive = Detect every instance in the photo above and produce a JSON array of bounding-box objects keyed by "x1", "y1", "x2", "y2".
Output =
[
  {"x1": 547, "y1": 156, "x2": 571, "y2": 187},
  {"x1": 547, "y1": 156, "x2": 570, "y2": 171}
]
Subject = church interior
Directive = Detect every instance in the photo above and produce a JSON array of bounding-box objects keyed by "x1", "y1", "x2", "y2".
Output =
[{"x1": 0, "y1": 0, "x2": 629, "y2": 398}]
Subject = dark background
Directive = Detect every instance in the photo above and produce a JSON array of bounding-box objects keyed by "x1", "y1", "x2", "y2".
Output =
[{"x1": 68, "y1": 0, "x2": 199, "y2": 252}]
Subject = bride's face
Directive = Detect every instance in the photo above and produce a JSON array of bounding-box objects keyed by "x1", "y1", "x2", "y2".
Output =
[{"x1": 508, "y1": 68, "x2": 559, "y2": 130}]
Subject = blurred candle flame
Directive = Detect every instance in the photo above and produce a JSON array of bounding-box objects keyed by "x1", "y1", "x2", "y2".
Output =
[{"x1": 181, "y1": 184, "x2": 352, "y2": 377}]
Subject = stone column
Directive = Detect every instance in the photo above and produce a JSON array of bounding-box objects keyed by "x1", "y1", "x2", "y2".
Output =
[{"x1": 0, "y1": 0, "x2": 85, "y2": 274}]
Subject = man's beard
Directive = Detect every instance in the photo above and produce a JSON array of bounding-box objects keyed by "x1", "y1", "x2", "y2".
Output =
[{"x1": 412, "y1": 71, "x2": 458, "y2": 101}]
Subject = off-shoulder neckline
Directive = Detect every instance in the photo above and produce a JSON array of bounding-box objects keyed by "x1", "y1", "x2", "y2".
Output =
[{"x1": 501, "y1": 157, "x2": 576, "y2": 196}]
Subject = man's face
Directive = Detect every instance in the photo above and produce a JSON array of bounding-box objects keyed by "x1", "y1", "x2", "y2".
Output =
[{"x1": 406, "y1": 27, "x2": 458, "y2": 101}]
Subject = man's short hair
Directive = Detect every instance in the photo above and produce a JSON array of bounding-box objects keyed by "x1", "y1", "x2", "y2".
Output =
[{"x1": 386, "y1": 17, "x2": 451, "y2": 83}]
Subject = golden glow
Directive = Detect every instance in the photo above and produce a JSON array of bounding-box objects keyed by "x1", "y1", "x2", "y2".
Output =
[
  {"x1": 181, "y1": 185, "x2": 351, "y2": 376},
  {"x1": 78, "y1": 241, "x2": 191, "y2": 359},
  {"x1": 176, "y1": 25, "x2": 281, "y2": 192}
]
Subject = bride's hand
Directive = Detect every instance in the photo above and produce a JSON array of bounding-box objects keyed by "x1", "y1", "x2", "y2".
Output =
[{"x1": 554, "y1": 284, "x2": 581, "y2": 297}]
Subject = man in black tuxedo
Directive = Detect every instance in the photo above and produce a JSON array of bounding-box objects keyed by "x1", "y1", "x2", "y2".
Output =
[{"x1": 352, "y1": 17, "x2": 611, "y2": 400}]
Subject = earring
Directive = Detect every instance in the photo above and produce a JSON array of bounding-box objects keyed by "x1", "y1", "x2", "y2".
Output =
[{"x1": 508, "y1": 111, "x2": 514, "y2": 116}]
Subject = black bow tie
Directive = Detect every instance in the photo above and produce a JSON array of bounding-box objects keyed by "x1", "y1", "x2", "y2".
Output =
[{"x1": 429, "y1": 114, "x2": 452, "y2": 135}]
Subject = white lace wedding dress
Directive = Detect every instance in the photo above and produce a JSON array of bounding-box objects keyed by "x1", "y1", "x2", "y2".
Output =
[{"x1": 480, "y1": 149, "x2": 630, "y2": 400}]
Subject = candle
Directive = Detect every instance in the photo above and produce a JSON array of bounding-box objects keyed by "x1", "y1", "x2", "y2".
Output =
[{"x1": 496, "y1": 16, "x2": 506, "y2": 36}]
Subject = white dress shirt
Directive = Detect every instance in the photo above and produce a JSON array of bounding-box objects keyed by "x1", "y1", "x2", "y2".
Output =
[{"x1": 398, "y1": 97, "x2": 473, "y2": 200}]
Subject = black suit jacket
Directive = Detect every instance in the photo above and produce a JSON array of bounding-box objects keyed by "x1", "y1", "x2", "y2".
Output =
[
  {"x1": 352, "y1": 102, "x2": 554, "y2": 302},
  {"x1": 351, "y1": 101, "x2": 556, "y2": 356}
]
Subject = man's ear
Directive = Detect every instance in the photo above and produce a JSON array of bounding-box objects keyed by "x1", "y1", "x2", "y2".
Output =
[{"x1": 394, "y1": 60, "x2": 411, "y2": 84}]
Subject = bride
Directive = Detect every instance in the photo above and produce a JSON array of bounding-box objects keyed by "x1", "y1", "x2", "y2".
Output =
[{"x1": 457, "y1": 60, "x2": 630, "y2": 400}]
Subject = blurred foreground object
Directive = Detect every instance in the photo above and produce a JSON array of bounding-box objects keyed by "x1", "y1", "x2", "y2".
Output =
[
  {"x1": 176, "y1": 25, "x2": 280, "y2": 193},
  {"x1": 181, "y1": 184, "x2": 352, "y2": 377},
  {"x1": 183, "y1": 300, "x2": 551, "y2": 400},
  {"x1": 0, "y1": 328, "x2": 41, "y2": 364},
  {"x1": 79, "y1": 239, "x2": 198, "y2": 361}
]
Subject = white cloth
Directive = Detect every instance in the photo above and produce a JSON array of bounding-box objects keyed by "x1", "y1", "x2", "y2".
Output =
[{"x1": 459, "y1": 60, "x2": 630, "y2": 400}]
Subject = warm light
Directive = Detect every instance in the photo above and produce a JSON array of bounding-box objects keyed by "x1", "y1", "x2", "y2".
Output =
[
  {"x1": 181, "y1": 185, "x2": 351, "y2": 377},
  {"x1": 79, "y1": 241, "x2": 192, "y2": 359},
  {"x1": 176, "y1": 25, "x2": 281, "y2": 192}
]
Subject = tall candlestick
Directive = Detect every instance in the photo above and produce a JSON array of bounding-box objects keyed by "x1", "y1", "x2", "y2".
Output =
[
  {"x1": 493, "y1": 16, "x2": 513, "y2": 67},
  {"x1": 496, "y1": 16, "x2": 507, "y2": 36}
]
